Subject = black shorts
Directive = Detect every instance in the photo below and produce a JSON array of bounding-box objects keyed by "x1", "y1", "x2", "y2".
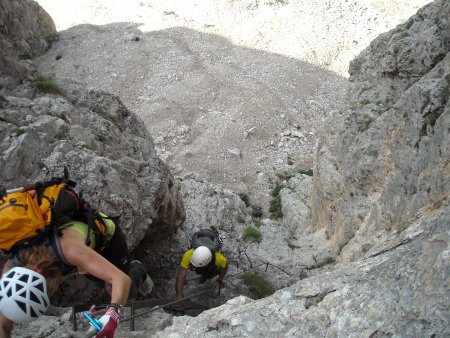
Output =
[{"x1": 100, "y1": 224, "x2": 130, "y2": 274}]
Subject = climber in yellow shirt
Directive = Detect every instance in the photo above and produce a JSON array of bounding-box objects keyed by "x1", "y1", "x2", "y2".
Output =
[{"x1": 175, "y1": 228, "x2": 229, "y2": 301}]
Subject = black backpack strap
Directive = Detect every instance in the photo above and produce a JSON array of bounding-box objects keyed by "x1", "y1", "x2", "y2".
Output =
[
  {"x1": 0, "y1": 185, "x2": 6, "y2": 201},
  {"x1": 79, "y1": 204, "x2": 109, "y2": 250}
]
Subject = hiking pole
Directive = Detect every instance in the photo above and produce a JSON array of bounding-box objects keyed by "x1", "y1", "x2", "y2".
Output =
[{"x1": 120, "y1": 287, "x2": 213, "y2": 323}]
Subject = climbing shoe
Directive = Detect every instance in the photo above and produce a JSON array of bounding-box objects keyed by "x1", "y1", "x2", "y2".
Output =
[{"x1": 130, "y1": 260, "x2": 154, "y2": 297}]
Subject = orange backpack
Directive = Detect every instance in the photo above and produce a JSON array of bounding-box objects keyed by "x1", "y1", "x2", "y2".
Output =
[
  {"x1": 0, "y1": 180, "x2": 82, "y2": 252},
  {"x1": 0, "y1": 191, "x2": 46, "y2": 251},
  {"x1": 0, "y1": 171, "x2": 108, "y2": 253}
]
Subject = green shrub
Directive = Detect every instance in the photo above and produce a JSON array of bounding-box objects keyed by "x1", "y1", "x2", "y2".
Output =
[
  {"x1": 32, "y1": 75, "x2": 63, "y2": 95},
  {"x1": 251, "y1": 205, "x2": 262, "y2": 218},
  {"x1": 359, "y1": 118, "x2": 373, "y2": 131},
  {"x1": 317, "y1": 257, "x2": 335, "y2": 268},
  {"x1": 37, "y1": 160, "x2": 46, "y2": 169},
  {"x1": 75, "y1": 141, "x2": 90, "y2": 150},
  {"x1": 305, "y1": 292, "x2": 328, "y2": 309},
  {"x1": 241, "y1": 272, "x2": 275, "y2": 299},
  {"x1": 235, "y1": 213, "x2": 245, "y2": 224},
  {"x1": 242, "y1": 226, "x2": 262, "y2": 243},
  {"x1": 94, "y1": 132, "x2": 108, "y2": 143},
  {"x1": 269, "y1": 184, "x2": 283, "y2": 220},
  {"x1": 366, "y1": 149, "x2": 379, "y2": 157},
  {"x1": 276, "y1": 171, "x2": 294, "y2": 181},
  {"x1": 299, "y1": 169, "x2": 313, "y2": 176},
  {"x1": 2, "y1": 115, "x2": 19, "y2": 126}
]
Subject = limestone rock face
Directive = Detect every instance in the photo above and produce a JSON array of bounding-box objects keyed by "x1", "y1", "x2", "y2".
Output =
[
  {"x1": 1, "y1": 88, "x2": 185, "y2": 251},
  {"x1": 155, "y1": 206, "x2": 450, "y2": 338},
  {"x1": 2, "y1": 0, "x2": 449, "y2": 336},
  {"x1": 0, "y1": 0, "x2": 56, "y2": 80},
  {"x1": 311, "y1": 0, "x2": 450, "y2": 261},
  {"x1": 154, "y1": 0, "x2": 450, "y2": 336}
]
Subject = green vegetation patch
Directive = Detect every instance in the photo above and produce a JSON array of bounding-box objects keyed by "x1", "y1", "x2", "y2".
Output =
[
  {"x1": 94, "y1": 132, "x2": 108, "y2": 143},
  {"x1": 235, "y1": 213, "x2": 245, "y2": 224},
  {"x1": 251, "y1": 205, "x2": 262, "y2": 218},
  {"x1": 299, "y1": 169, "x2": 313, "y2": 176},
  {"x1": 33, "y1": 75, "x2": 63, "y2": 95},
  {"x1": 287, "y1": 155, "x2": 294, "y2": 165},
  {"x1": 269, "y1": 184, "x2": 283, "y2": 220},
  {"x1": 0, "y1": 114, "x2": 20, "y2": 126},
  {"x1": 242, "y1": 226, "x2": 262, "y2": 243},
  {"x1": 241, "y1": 272, "x2": 275, "y2": 300},
  {"x1": 316, "y1": 257, "x2": 335, "y2": 268},
  {"x1": 276, "y1": 171, "x2": 294, "y2": 181},
  {"x1": 305, "y1": 292, "x2": 329, "y2": 309},
  {"x1": 366, "y1": 149, "x2": 379, "y2": 157}
]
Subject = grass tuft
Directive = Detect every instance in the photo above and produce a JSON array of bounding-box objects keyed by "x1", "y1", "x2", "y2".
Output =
[
  {"x1": 241, "y1": 272, "x2": 275, "y2": 299},
  {"x1": 251, "y1": 205, "x2": 262, "y2": 218},
  {"x1": 305, "y1": 292, "x2": 328, "y2": 309},
  {"x1": 235, "y1": 213, "x2": 246, "y2": 224},
  {"x1": 269, "y1": 184, "x2": 283, "y2": 220},
  {"x1": 242, "y1": 226, "x2": 262, "y2": 243},
  {"x1": 33, "y1": 75, "x2": 63, "y2": 95}
]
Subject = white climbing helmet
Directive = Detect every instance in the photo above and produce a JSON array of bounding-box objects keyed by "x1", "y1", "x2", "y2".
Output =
[
  {"x1": 190, "y1": 246, "x2": 213, "y2": 267},
  {"x1": 0, "y1": 267, "x2": 49, "y2": 322}
]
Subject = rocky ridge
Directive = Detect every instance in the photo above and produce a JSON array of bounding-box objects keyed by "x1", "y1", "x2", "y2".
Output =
[
  {"x1": 0, "y1": 0, "x2": 448, "y2": 337},
  {"x1": 34, "y1": 0, "x2": 432, "y2": 212}
]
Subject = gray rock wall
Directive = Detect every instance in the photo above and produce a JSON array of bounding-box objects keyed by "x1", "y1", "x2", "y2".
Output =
[
  {"x1": 154, "y1": 0, "x2": 450, "y2": 336},
  {"x1": 0, "y1": 0, "x2": 56, "y2": 81},
  {"x1": 1, "y1": 88, "x2": 185, "y2": 250},
  {"x1": 2, "y1": 0, "x2": 449, "y2": 336},
  {"x1": 311, "y1": 0, "x2": 449, "y2": 260}
]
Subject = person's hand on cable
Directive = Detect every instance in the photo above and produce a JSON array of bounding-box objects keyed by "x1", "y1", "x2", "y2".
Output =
[
  {"x1": 86, "y1": 305, "x2": 120, "y2": 338},
  {"x1": 83, "y1": 304, "x2": 106, "y2": 324}
]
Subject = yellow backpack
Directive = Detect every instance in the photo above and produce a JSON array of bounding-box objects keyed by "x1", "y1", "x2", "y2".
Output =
[
  {"x1": 0, "y1": 171, "x2": 108, "y2": 253},
  {"x1": 0, "y1": 191, "x2": 46, "y2": 251}
]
